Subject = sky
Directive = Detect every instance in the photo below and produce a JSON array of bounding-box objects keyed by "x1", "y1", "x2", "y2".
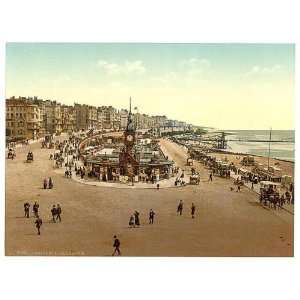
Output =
[{"x1": 5, "y1": 43, "x2": 295, "y2": 130}]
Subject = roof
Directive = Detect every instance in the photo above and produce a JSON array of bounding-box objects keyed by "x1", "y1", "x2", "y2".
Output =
[
  {"x1": 97, "y1": 148, "x2": 115, "y2": 155},
  {"x1": 86, "y1": 159, "x2": 119, "y2": 165},
  {"x1": 260, "y1": 181, "x2": 281, "y2": 186}
]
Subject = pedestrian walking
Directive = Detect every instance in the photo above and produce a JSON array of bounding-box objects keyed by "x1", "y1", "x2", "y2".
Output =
[
  {"x1": 24, "y1": 202, "x2": 30, "y2": 218},
  {"x1": 112, "y1": 235, "x2": 121, "y2": 256},
  {"x1": 149, "y1": 209, "x2": 155, "y2": 224},
  {"x1": 33, "y1": 202, "x2": 39, "y2": 218},
  {"x1": 209, "y1": 173, "x2": 213, "y2": 182},
  {"x1": 35, "y1": 216, "x2": 43, "y2": 235},
  {"x1": 48, "y1": 177, "x2": 53, "y2": 189},
  {"x1": 43, "y1": 178, "x2": 48, "y2": 189},
  {"x1": 280, "y1": 194, "x2": 285, "y2": 208},
  {"x1": 156, "y1": 183, "x2": 160, "y2": 190},
  {"x1": 56, "y1": 204, "x2": 62, "y2": 222},
  {"x1": 134, "y1": 211, "x2": 140, "y2": 227},
  {"x1": 237, "y1": 185, "x2": 241, "y2": 192},
  {"x1": 177, "y1": 200, "x2": 183, "y2": 215},
  {"x1": 129, "y1": 215, "x2": 135, "y2": 228},
  {"x1": 191, "y1": 203, "x2": 196, "y2": 219},
  {"x1": 51, "y1": 205, "x2": 57, "y2": 222}
]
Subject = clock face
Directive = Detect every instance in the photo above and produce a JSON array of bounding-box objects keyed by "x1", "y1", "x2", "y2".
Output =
[{"x1": 127, "y1": 135, "x2": 133, "y2": 142}]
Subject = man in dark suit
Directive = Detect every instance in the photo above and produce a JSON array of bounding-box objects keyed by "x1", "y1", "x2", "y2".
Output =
[
  {"x1": 35, "y1": 216, "x2": 43, "y2": 235},
  {"x1": 24, "y1": 202, "x2": 30, "y2": 218},
  {"x1": 51, "y1": 205, "x2": 57, "y2": 223},
  {"x1": 112, "y1": 235, "x2": 121, "y2": 256}
]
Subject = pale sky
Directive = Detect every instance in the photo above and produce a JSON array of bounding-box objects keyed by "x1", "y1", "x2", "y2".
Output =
[{"x1": 6, "y1": 43, "x2": 295, "y2": 130}]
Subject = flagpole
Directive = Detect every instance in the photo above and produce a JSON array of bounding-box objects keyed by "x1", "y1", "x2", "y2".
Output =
[{"x1": 267, "y1": 127, "x2": 272, "y2": 171}]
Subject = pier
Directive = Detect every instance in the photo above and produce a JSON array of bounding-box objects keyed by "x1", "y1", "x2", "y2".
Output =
[{"x1": 226, "y1": 139, "x2": 294, "y2": 143}]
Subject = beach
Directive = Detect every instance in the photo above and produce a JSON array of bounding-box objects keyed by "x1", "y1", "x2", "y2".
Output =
[{"x1": 210, "y1": 150, "x2": 294, "y2": 178}]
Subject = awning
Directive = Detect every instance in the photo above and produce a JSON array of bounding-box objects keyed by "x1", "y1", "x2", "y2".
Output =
[{"x1": 260, "y1": 181, "x2": 281, "y2": 186}]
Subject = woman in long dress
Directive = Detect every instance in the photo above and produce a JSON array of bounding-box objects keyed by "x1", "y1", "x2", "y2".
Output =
[
  {"x1": 134, "y1": 211, "x2": 140, "y2": 226},
  {"x1": 129, "y1": 215, "x2": 135, "y2": 228},
  {"x1": 48, "y1": 177, "x2": 53, "y2": 189}
]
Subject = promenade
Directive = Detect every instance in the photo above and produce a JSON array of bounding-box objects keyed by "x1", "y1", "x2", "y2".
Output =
[{"x1": 5, "y1": 136, "x2": 294, "y2": 256}]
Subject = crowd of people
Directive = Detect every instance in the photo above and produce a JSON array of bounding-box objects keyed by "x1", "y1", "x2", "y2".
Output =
[
  {"x1": 23, "y1": 201, "x2": 62, "y2": 235},
  {"x1": 112, "y1": 201, "x2": 197, "y2": 255},
  {"x1": 260, "y1": 187, "x2": 293, "y2": 210},
  {"x1": 128, "y1": 209, "x2": 157, "y2": 228}
]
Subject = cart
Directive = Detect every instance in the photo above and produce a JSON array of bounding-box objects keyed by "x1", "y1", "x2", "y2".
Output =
[
  {"x1": 186, "y1": 158, "x2": 193, "y2": 166},
  {"x1": 190, "y1": 174, "x2": 200, "y2": 185},
  {"x1": 7, "y1": 149, "x2": 16, "y2": 159},
  {"x1": 26, "y1": 152, "x2": 34, "y2": 163}
]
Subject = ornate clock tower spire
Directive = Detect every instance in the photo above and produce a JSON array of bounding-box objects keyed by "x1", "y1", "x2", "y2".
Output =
[
  {"x1": 119, "y1": 97, "x2": 138, "y2": 178},
  {"x1": 125, "y1": 96, "x2": 136, "y2": 146}
]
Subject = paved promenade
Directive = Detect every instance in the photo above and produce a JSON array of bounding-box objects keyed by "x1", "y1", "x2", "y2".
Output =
[{"x1": 5, "y1": 136, "x2": 294, "y2": 256}]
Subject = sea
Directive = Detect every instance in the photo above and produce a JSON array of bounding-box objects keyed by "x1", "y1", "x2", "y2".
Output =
[{"x1": 224, "y1": 130, "x2": 295, "y2": 162}]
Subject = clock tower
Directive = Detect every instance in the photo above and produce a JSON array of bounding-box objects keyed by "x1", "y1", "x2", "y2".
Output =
[
  {"x1": 124, "y1": 97, "x2": 136, "y2": 150},
  {"x1": 119, "y1": 97, "x2": 138, "y2": 177}
]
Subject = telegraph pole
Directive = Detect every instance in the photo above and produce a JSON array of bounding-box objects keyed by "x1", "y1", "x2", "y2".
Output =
[{"x1": 267, "y1": 127, "x2": 272, "y2": 171}]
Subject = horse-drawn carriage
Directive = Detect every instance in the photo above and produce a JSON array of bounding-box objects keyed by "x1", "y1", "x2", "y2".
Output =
[
  {"x1": 186, "y1": 158, "x2": 193, "y2": 166},
  {"x1": 7, "y1": 149, "x2": 16, "y2": 159},
  {"x1": 41, "y1": 134, "x2": 54, "y2": 149},
  {"x1": 259, "y1": 181, "x2": 281, "y2": 208},
  {"x1": 190, "y1": 174, "x2": 200, "y2": 185},
  {"x1": 211, "y1": 160, "x2": 231, "y2": 178},
  {"x1": 26, "y1": 151, "x2": 34, "y2": 163}
]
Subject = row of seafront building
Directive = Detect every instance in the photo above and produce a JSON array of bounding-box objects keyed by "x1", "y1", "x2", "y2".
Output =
[{"x1": 6, "y1": 96, "x2": 194, "y2": 141}]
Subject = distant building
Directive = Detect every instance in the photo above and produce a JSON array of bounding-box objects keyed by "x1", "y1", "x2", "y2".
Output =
[
  {"x1": 6, "y1": 97, "x2": 43, "y2": 140},
  {"x1": 98, "y1": 106, "x2": 120, "y2": 130},
  {"x1": 120, "y1": 109, "x2": 129, "y2": 130},
  {"x1": 134, "y1": 113, "x2": 155, "y2": 130},
  {"x1": 152, "y1": 115, "x2": 168, "y2": 127},
  {"x1": 74, "y1": 103, "x2": 88, "y2": 130},
  {"x1": 6, "y1": 96, "x2": 195, "y2": 140},
  {"x1": 61, "y1": 105, "x2": 76, "y2": 133},
  {"x1": 44, "y1": 100, "x2": 62, "y2": 134}
]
